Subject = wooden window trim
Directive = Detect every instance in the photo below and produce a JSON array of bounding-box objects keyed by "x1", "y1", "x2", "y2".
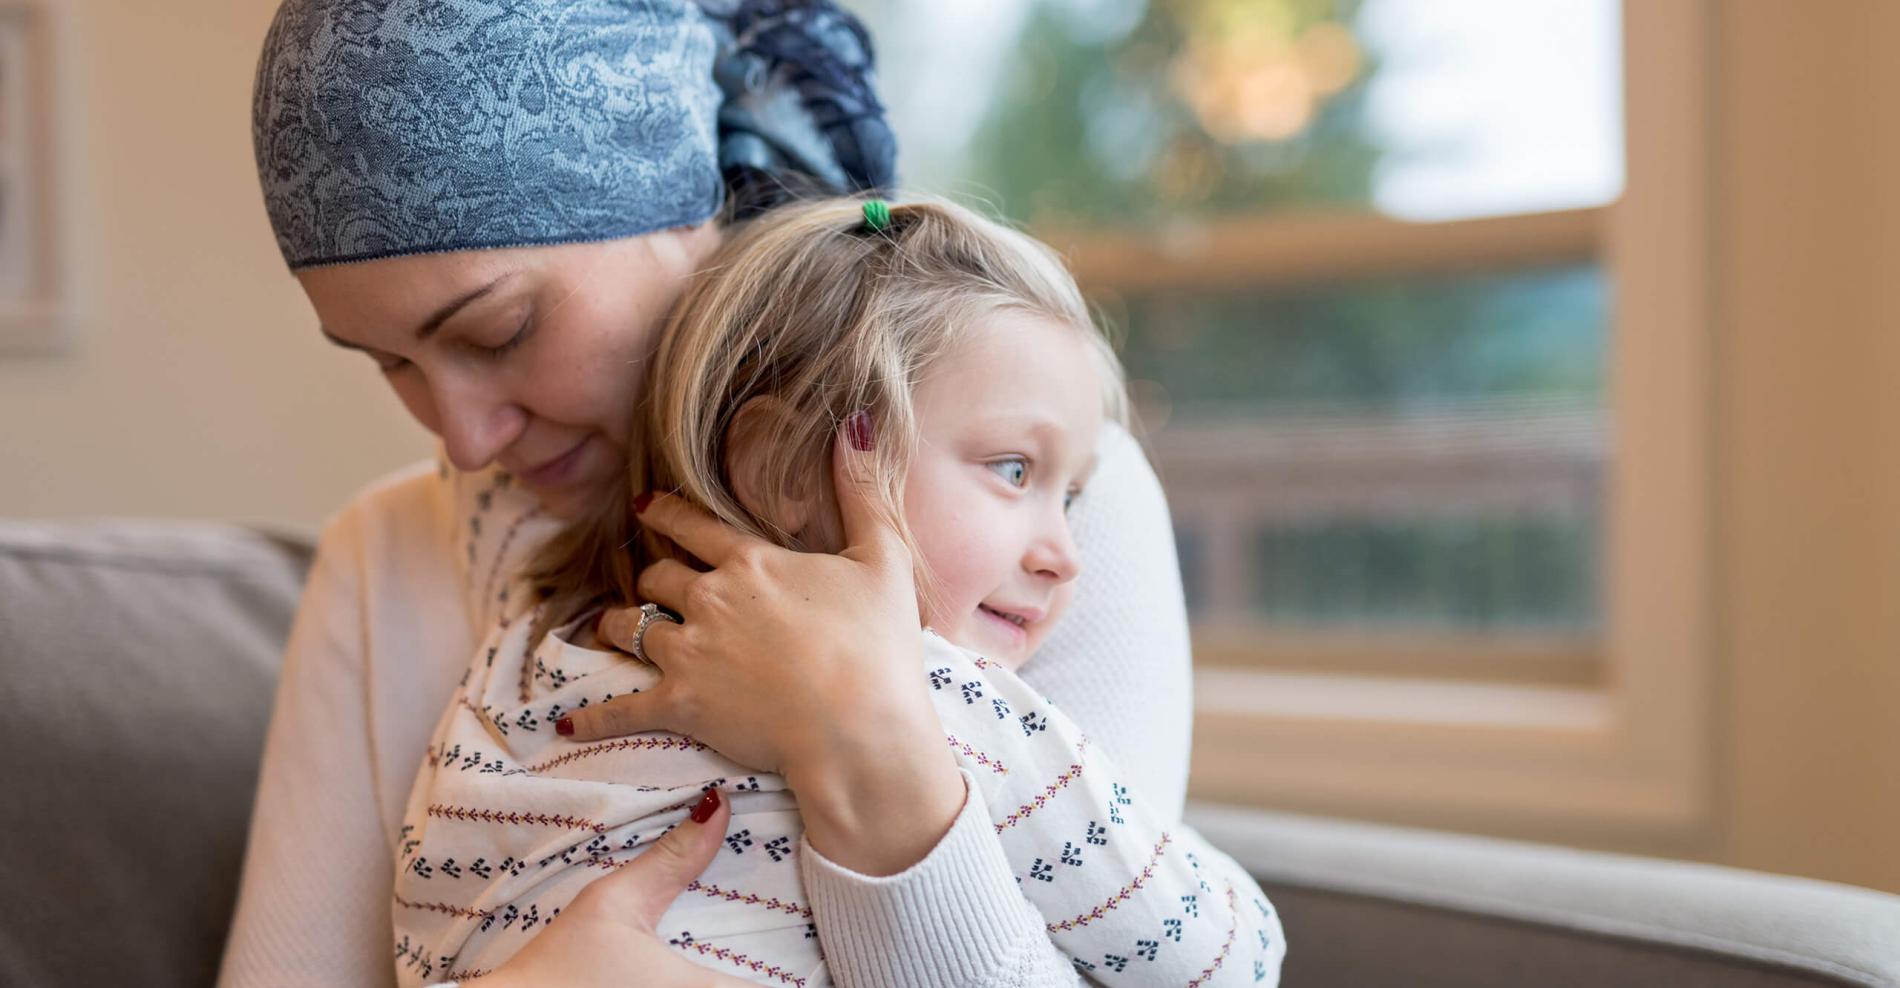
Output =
[{"x1": 1055, "y1": 205, "x2": 1603, "y2": 294}]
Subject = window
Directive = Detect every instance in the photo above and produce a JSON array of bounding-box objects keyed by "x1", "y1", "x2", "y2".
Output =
[{"x1": 864, "y1": 0, "x2": 1713, "y2": 840}]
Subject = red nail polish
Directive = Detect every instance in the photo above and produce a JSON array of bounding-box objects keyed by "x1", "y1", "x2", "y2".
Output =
[
  {"x1": 633, "y1": 491, "x2": 653, "y2": 514},
  {"x1": 845, "y1": 411, "x2": 874, "y2": 452},
  {"x1": 555, "y1": 717, "x2": 574, "y2": 736},
  {"x1": 690, "y1": 789, "x2": 721, "y2": 824}
]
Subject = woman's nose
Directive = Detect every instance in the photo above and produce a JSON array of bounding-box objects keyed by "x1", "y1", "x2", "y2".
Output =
[{"x1": 431, "y1": 377, "x2": 529, "y2": 472}]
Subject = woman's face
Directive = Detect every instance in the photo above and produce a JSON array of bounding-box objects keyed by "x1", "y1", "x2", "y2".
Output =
[{"x1": 298, "y1": 225, "x2": 721, "y2": 518}]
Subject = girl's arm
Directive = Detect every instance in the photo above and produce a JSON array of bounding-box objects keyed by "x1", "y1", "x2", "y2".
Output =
[
  {"x1": 800, "y1": 771, "x2": 1087, "y2": 988},
  {"x1": 921, "y1": 632, "x2": 1286, "y2": 985}
]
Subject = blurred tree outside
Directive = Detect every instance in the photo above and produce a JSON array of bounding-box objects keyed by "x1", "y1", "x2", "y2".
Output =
[{"x1": 966, "y1": 0, "x2": 1381, "y2": 227}]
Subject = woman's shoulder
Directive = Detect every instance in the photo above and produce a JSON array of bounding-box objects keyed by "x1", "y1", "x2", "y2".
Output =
[
  {"x1": 317, "y1": 458, "x2": 457, "y2": 559},
  {"x1": 312, "y1": 455, "x2": 554, "y2": 640},
  {"x1": 1069, "y1": 421, "x2": 1168, "y2": 543},
  {"x1": 323, "y1": 455, "x2": 541, "y2": 545}
]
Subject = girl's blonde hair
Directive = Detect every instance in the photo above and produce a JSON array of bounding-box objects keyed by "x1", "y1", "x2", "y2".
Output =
[{"x1": 529, "y1": 196, "x2": 1127, "y2": 639}]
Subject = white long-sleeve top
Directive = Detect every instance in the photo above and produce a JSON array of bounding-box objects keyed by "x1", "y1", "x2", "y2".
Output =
[
  {"x1": 393, "y1": 605, "x2": 1285, "y2": 986},
  {"x1": 217, "y1": 425, "x2": 1278, "y2": 987}
]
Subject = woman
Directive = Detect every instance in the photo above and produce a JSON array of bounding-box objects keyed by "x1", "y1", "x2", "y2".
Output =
[{"x1": 218, "y1": 1, "x2": 1207, "y2": 986}]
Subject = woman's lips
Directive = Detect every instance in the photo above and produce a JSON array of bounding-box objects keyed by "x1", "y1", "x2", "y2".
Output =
[{"x1": 514, "y1": 437, "x2": 591, "y2": 489}]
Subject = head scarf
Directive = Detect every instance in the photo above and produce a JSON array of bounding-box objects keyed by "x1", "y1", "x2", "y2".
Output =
[{"x1": 253, "y1": 0, "x2": 894, "y2": 270}]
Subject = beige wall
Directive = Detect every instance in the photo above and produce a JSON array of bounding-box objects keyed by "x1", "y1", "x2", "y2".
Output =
[
  {"x1": 1712, "y1": 0, "x2": 1900, "y2": 892},
  {"x1": 0, "y1": 0, "x2": 432, "y2": 533}
]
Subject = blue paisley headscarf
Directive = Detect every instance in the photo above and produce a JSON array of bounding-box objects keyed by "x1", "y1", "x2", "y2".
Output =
[{"x1": 253, "y1": 0, "x2": 895, "y2": 269}]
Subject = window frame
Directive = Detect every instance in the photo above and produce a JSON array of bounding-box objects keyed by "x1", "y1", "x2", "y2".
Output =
[{"x1": 1054, "y1": 0, "x2": 1715, "y2": 840}]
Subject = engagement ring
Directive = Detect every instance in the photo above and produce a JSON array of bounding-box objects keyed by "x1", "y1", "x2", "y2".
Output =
[{"x1": 633, "y1": 601, "x2": 681, "y2": 663}]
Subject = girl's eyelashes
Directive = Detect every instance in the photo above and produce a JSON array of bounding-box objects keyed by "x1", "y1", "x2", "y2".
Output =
[
  {"x1": 986, "y1": 456, "x2": 1030, "y2": 488},
  {"x1": 1064, "y1": 485, "x2": 1082, "y2": 513}
]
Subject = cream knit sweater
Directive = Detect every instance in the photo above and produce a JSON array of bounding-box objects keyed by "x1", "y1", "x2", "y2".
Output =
[{"x1": 216, "y1": 426, "x2": 1275, "y2": 987}]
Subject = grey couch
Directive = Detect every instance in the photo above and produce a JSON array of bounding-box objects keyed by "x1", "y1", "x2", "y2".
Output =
[{"x1": 2, "y1": 520, "x2": 1896, "y2": 987}]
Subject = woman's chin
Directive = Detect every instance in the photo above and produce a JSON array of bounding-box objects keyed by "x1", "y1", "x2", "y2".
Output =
[
  {"x1": 534, "y1": 486, "x2": 590, "y2": 521},
  {"x1": 523, "y1": 453, "x2": 625, "y2": 520}
]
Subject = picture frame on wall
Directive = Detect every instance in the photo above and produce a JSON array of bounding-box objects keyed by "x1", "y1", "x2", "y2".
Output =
[{"x1": 0, "y1": 0, "x2": 76, "y2": 352}]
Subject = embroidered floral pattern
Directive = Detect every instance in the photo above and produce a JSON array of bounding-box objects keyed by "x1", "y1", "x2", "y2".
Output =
[{"x1": 254, "y1": 0, "x2": 723, "y2": 268}]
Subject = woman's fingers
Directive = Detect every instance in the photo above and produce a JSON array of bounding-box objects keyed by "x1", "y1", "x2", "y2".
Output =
[
  {"x1": 599, "y1": 601, "x2": 688, "y2": 668},
  {"x1": 597, "y1": 605, "x2": 644, "y2": 654},
  {"x1": 831, "y1": 412, "x2": 910, "y2": 569},
  {"x1": 576, "y1": 788, "x2": 729, "y2": 931},
  {"x1": 559, "y1": 688, "x2": 670, "y2": 741},
  {"x1": 636, "y1": 618, "x2": 686, "y2": 668},
  {"x1": 635, "y1": 558, "x2": 698, "y2": 616},
  {"x1": 635, "y1": 493, "x2": 761, "y2": 567}
]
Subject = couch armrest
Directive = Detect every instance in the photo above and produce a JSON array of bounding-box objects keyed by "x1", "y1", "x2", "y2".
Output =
[
  {"x1": 1187, "y1": 803, "x2": 1900, "y2": 987},
  {"x1": 0, "y1": 521, "x2": 312, "y2": 988}
]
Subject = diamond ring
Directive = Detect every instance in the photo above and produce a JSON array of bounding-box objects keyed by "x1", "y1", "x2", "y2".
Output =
[{"x1": 632, "y1": 602, "x2": 681, "y2": 664}]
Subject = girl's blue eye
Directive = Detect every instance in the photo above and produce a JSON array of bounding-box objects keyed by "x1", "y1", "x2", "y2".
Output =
[
  {"x1": 988, "y1": 457, "x2": 1029, "y2": 488},
  {"x1": 1064, "y1": 487, "x2": 1079, "y2": 513}
]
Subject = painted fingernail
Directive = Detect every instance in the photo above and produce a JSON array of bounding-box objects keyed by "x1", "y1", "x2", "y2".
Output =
[
  {"x1": 845, "y1": 410, "x2": 874, "y2": 452},
  {"x1": 633, "y1": 491, "x2": 653, "y2": 514},
  {"x1": 690, "y1": 788, "x2": 721, "y2": 824},
  {"x1": 555, "y1": 716, "x2": 575, "y2": 736}
]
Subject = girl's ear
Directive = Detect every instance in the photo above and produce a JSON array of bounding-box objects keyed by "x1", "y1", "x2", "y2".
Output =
[{"x1": 725, "y1": 396, "x2": 822, "y2": 541}]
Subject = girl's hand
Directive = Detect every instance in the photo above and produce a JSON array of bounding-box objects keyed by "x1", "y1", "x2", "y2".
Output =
[
  {"x1": 560, "y1": 422, "x2": 968, "y2": 876},
  {"x1": 476, "y1": 791, "x2": 750, "y2": 988}
]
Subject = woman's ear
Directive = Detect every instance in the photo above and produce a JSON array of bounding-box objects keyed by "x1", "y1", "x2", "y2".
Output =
[{"x1": 725, "y1": 396, "x2": 821, "y2": 541}]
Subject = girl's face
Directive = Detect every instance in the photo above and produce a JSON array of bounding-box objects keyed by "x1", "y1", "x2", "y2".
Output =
[
  {"x1": 903, "y1": 310, "x2": 1106, "y2": 669},
  {"x1": 297, "y1": 225, "x2": 722, "y2": 518}
]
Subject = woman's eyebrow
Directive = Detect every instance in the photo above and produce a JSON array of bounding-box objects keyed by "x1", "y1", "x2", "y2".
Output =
[
  {"x1": 317, "y1": 273, "x2": 514, "y2": 350},
  {"x1": 412, "y1": 274, "x2": 512, "y2": 341}
]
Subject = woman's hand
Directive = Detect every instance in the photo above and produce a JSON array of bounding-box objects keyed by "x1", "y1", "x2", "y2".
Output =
[
  {"x1": 559, "y1": 421, "x2": 967, "y2": 876},
  {"x1": 476, "y1": 791, "x2": 749, "y2": 988}
]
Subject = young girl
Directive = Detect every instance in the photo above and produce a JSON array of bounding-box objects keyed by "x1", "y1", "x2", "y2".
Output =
[{"x1": 390, "y1": 198, "x2": 1285, "y2": 986}]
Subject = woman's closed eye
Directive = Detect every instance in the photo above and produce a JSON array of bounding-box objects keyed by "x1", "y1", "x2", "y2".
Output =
[{"x1": 477, "y1": 315, "x2": 535, "y2": 360}]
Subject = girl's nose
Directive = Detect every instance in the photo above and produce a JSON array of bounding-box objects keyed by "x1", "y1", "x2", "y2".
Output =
[{"x1": 1025, "y1": 519, "x2": 1083, "y2": 585}]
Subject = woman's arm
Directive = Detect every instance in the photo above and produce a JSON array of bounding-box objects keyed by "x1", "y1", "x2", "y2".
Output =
[
  {"x1": 216, "y1": 516, "x2": 403, "y2": 988},
  {"x1": 1021, "y1": 424, "x2": 1194, "y2": 820}
]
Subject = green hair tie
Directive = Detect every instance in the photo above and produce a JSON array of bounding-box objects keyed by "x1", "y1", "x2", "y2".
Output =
[{"x1": 862, "y1": 199, "x2": 892, "y2": 232}]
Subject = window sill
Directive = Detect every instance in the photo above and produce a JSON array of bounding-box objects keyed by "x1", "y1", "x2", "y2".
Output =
[{"x1": 1189, "y1": 665, "x2": 1709, "y2": 842}]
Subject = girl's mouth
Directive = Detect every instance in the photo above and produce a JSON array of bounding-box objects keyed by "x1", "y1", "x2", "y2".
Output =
[{"x1": 977, "y1": 604, "x2": 1029, "y2": 646}]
